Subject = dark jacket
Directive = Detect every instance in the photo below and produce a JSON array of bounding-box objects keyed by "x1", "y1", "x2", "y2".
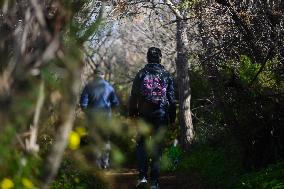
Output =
[
  {"x1": 80, "y1": 77, "x2": 119, "y2": 116},
  {"x1": 129, "y1": 63, "x2": 176, "y2": 124}
]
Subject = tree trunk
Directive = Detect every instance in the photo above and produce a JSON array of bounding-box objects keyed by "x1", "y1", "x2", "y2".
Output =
[{"x1": 176, "y1": 18, "x2": 194, "y2": 151}]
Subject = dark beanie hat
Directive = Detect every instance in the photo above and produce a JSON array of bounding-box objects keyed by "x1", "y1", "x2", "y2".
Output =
[
  {"x1": 94, "y1": 67, "x2": 104, "y2": 75},
  {"x1": 147, "y1": 47, "x2": 162, "y2": 63}
]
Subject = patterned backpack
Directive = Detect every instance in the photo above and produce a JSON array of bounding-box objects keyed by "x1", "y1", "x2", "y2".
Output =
[{"x1": 140, "y1": 70, "x2": 168, "y2": 106}]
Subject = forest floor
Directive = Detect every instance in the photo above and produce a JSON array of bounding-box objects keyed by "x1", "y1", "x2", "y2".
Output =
[{"x1": 104, "y1": 168, "x2": 204, "y2": 189}]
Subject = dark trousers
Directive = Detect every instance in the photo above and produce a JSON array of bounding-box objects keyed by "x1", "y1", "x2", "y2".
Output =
[
  {"x1": 136, "y1": 116, "x2": 168, "y2": 183},
  {"x1": 85, "y1": 111, "x2": 112, "y2": 169}
]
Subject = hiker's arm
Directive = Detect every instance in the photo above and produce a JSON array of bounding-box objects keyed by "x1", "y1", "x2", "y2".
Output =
[
  {"x1": 109, "y1": 87, "x2": 119, "y2": 108},
  {"x1": 80, "y1": 86, "x2": 89, "y2": 109},
  {"x1": 129, "y1": 73, "x2": 141, "y2": 117},
  {"x1": 167, "y1": 76, "x2": 176, "y2": 124}
]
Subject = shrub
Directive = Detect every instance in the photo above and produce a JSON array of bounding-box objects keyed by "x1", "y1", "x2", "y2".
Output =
[
  {"x1": 177, "y1": 145, "x2": 243, "y2": 189},
  {"x1": 52, "y1": 158, "x2": 107, "y2": 189},
  {"x1": 235, "y1": 163, "x2": 284, "y2": 189}
]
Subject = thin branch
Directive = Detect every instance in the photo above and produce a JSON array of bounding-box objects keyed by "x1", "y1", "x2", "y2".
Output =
[
  {"x1": 29, "y1": 0, "x2": 52, "y2": 41},
  {"x1": 159, "y1": 17, "x2": 190, "y2": 28},
  {"x1": 191, "y1": 112, "x2": 213, "y2": 128},
  {"x1": 25, "y1": 81, "x2": 45, "y2": 154},
  {"x1": 83, "y1": 47, "x2": 97, "y2": 71},
  {"x1": 164, "y1": 0, "x2": 183, "y2": 19},
  {"x1": 33, "y1": 35, "x2": 60, "y2": 68},
  {"x1": 21, "y1": 8, "x2": 31, "y2": 56},
  {"x1": 34, "y1": 35, "x2": 60, "y2": 67},
  {"x1": 249, "y1": 47, "x2": 274, "y2": 86}
]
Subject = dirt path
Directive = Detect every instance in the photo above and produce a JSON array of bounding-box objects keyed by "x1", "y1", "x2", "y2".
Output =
[{"x1": 105, "y1": 169, "x2": 204, "y2": 189}]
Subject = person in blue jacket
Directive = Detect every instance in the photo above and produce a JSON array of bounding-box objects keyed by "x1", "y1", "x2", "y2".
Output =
[
  {"x1": 80, "y1": 67, "x2": 119, "y2": 169},
  {"x1": 129, "y1": 47, "x2": 176, "y2": 189},
  {"x1": 80, "y1": 68, "x2": 119, "y2": 116}
]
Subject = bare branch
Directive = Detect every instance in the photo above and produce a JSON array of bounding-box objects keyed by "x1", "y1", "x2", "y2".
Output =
[
  {"x1": 29, "y1": 0, "x2": 52, "y2": 41},
  {"x1": 164, "y1": 0, "x2": 183, "y2": 19},
  {"x1": 34, "y1": 36, "x2": 60, "y2": 67},
  {"x1": 25, "y1": 81, "x2": 45, "y2": 154}
]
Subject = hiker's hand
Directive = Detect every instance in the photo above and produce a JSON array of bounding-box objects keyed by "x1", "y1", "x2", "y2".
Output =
[
  {"x1": 171, "y1": 122, "x2": 177, "y2": 131},
  {"x1": 128, "y1": 112, "x2": 138, "y2": 118}
]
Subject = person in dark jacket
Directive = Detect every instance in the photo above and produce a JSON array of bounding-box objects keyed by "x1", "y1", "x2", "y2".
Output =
[
  {"x1": 129, "y1": 47, "x2": 176, "y2": 189},
  {"x1": 80, "y1": 67, "x2": 119, "y2": 169}
]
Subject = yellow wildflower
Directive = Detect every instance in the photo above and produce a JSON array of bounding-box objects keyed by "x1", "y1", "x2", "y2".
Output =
[
  {"x1": 74, "y1": 177, "x2": 80, "y2": 183},
  {"x1": 68, "y1": 131, "x2": 80, "y2": 150},
  {"x1": 75, "y1": 127, "x2": 87, "y2": 137},
  {"x1": 0, "y1": 178, "x2": 14, "y2": 189},
  {"x1": 22, "y1": 178, "x2": 34, "y2": 189}
]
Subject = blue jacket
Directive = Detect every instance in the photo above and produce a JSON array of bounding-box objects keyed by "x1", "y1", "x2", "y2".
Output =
[
  {"x1": 129, "y1": 63, "x2": 176, "y2": 123},
  {"x1": 80, "y1": 77, "x2": 119, "y2": 116}
]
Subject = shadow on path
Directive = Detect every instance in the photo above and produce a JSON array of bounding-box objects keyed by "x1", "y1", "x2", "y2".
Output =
[{"x1": 105, "y1": 169, "x2": 204, "y2": 189}]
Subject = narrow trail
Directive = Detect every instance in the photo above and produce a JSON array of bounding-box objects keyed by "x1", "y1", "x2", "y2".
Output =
[{"x1": 105, "y1": 169, "x2": 204, "y2": 189}]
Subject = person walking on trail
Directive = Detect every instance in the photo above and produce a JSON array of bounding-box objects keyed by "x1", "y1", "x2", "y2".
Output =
[
  {"x1": 129, "y1": 47, "x2": 176, "y2": 189},
  {"x1": 80, "y1": 67, "x2": 119, "y2": 169}
]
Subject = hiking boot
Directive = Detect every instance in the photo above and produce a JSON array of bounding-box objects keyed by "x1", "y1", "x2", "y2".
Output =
[
  {"x1": 136, "y1": 177, "x2": 147, "y2": 188},
  {"x1": 150, "y1": 183, "x2": 159, "y2": 189},
  {"x1": 150, "y1": 180, "x2": 159, "y2": 189}
]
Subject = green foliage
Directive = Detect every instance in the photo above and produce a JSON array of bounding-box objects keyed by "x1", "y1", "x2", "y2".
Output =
[
  {"x1": 177, "y1": 145, "x2": 243, "y2": 189},
  {"x1": 239, "y1": 55, "x2": 260, "y2": 84},
  {"x1": 257, "y1": 57, "x2": 283, "y2": 90},
  {"x1": 0, "y1": 0, "x2": 109, "y2": 188},
  {"x1": 161, "y1": 143, "x2": 182, "y2": 172},
  {"x1": 0, "y1": 127, "x2": 41, "y2": 188},
  {"x1": 179, "y1": 0, "x2": 201, "y2": 9},
  {"x1": 52, "y1": 158, "x2": 107, "y2": 189},
  {"x1": 235, "y1": 163, "x2": 284, "y2": 189},
  {"x1": 185, "y1": 52, "x2": 284, "y2": 188},
  {"x1": 190, "y1": 64, "x2": 225, "y2": 142},
  {"x1": 78, "y1": 13, "x2": 103, "y2": 42},
  {"x1": 160, "y1": 125, "x2": 182, "y2": 172},
  {"x1": 111, "y1": 147, "x2": 126, "y2": 166},
  {"x1": 41, "y1": 66, "x2": 61, "y2": 90}
]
